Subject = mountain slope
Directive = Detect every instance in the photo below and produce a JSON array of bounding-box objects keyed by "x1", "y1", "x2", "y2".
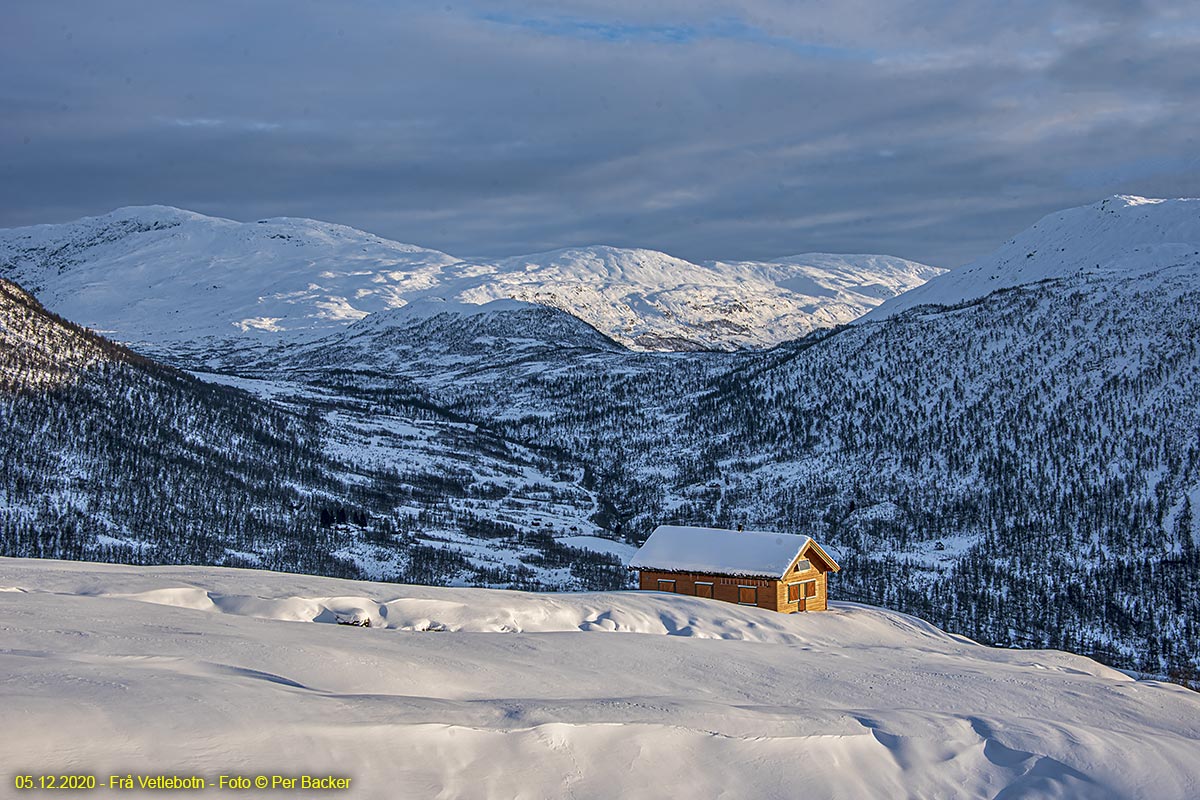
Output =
[
  {"x1": 865, "y1": 195, "x2": 1200, "y2": 319},
  {"x1": 685, "y1": 270, "x2": 1200, "y2": 670},
  {"x1": 288, "y1": 297, "x2": 625, "y2": 376},
  {"x1": 0, "y1": 277, "x2": 357, "y2": 572},
  {"x1": 0, "y1": 207, "x2": 943, "y2": 353},
  {"x1": 0, "y1": 281, "x2": 628, "y2": 589},
  {"x1": 0, "y1": 278, "x2": 145, "y2": 391},
  {"x1": 4, "y1": 559, "x2": 1199, "y2": 799}
]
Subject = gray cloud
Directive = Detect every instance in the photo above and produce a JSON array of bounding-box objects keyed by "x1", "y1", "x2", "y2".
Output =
[{"x1": 3, "y1": 1, "x2": 1198, "y2": 266}]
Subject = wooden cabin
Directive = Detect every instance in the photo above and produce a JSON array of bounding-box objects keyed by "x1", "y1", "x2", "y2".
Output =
[{"x1": 630, "y1": 525, "x2": 840, "y2": 612}]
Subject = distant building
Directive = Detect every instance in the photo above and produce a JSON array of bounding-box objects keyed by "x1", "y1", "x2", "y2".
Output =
[{"x1": 629, "y1": 525, "x2": 840, "y2": 612}]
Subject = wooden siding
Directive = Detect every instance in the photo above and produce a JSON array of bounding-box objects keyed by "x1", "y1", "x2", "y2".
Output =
[
  {"x1": 638, "y1": 570, "x2": 784, "y2": 610},
  {"x1": 775, "y1": 561, "x2": 828, "y2": 612},
  {"x1": 783, "y1": 551, "x2": 829, "y2": 611},
  {"x1": 638, "y1": 562, "x2": 829, "y2": 613}
]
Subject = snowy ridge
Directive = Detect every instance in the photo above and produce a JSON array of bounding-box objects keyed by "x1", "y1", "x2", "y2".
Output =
[
  {"x1": 866, "y1": 195, "x2": 1200, "y2": 319},
  {"x1": 0, "y1": 205, "x2": 460, "y2": 348},
  {"x1": 0, "y1": 207, "x2": 943, "y2": 353},
  {"x1": 282, "y1": 301, "x2": 622, "y2": 377},
  {"x1": 452, "y1": 246, "x2": 944, "y2": 350},
  {"x1": 2, "y1": 559, "x2": 1198, "y2": 799}
]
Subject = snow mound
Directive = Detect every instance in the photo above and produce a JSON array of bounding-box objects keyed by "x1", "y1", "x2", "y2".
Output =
[
  {"x1": 103, "y1": 582, "x2": 941, "y2": 644},
  {"x1": 2, "y1": 559, "x2": 1198, "y2": 799},
  {"x1": 867, "y1": 195, "x2": 1200, "y2": 319}
]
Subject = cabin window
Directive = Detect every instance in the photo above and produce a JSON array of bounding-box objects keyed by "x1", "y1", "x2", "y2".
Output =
[
  {"x1": 787, "y1": 583, "x2": 800, "y2": 602},
  {"x1": 801, "y1": 580, "x2": 817, "y2": 598},
  {"x1": 656, "y1": 579, "x2": 676, "y2": 593},
  {"x1": 694, "y1": 582, "x2": 713, "y2": 598},
  {"x1": 737, "y1": 585, "x2": 758, "y2": 605},
  {"x1": 794, "y1": 559, "x2": 811, "y2": 573}
]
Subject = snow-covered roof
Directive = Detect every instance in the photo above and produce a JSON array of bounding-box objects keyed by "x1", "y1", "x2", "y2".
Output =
[{"x1": 630, "y1": 525, "x2": 828, "y2": 579}]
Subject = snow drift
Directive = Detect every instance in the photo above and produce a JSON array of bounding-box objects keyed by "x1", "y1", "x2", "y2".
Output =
[{"x1": 2, "y1": 558, "x2": 1197, "y2": 799}]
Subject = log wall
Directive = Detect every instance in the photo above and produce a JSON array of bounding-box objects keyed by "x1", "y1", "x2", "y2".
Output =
[{"x1": 638, "y1": 563, "x2": 829, "y2": 613}]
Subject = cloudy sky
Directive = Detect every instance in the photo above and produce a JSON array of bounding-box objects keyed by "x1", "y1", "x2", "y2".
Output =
[{"x1": 3, "y1": 1, "x2": 1198, "y2": 266}]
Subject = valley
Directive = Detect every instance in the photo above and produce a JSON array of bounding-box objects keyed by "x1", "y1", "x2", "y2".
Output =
[{"x1": 2, "y1": 195, "x2": 1198, "y2": 682}]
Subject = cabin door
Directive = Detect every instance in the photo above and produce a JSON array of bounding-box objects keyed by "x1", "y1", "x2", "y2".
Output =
[
  {"x1": 799, "y1": 580, "x2": 816, "y2": 611},
  {"x1": 788, "y1": 580, "x2": 816, "y2": 611}
]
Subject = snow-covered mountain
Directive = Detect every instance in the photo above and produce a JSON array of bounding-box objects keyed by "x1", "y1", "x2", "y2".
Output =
[
  {"x1": 4, "y1": 195, "x2": 1200, "y2": 682},
  {"x1": 0, "y1": 206, "x2": 461, "y2": 351},
  {"x1": 452, "y1": 246, "x2": 942, "y2": 350},
  {"x1": 248, "y1": 298, "x2": 625, "y2": 382},
  {"x1": 865, "y1": 195, "x2": 1200, "y2": 319},
  {"x1": 0, "y1": 206, "x2": 943, "y2": 353},
  {"x1": 5, "y1": 559, "x2": 1199, "y2": 799}
]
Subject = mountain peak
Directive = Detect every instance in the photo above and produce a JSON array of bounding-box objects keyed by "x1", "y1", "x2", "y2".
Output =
[
  {"x1": 105, "y1": 203, "x2": 215, "y2": 218},
  {"x1": 865, "y1": 195, "x2": 1200, "y2": 320},
  {"x1": 76, "y1": 205, "x2": 225, "y2": 229},
  {"x1": 1104, "y1": 194, "x2": 1168, "y2": 208}
]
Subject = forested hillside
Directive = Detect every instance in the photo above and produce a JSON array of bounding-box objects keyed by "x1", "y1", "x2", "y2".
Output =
[{"x1": 0, "y1": 278, "x2": 626, "y2": 589}]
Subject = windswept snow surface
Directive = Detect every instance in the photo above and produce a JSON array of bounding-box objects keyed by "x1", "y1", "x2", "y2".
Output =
[
  {"x1": 865, "y1": 195, "x2": 1200, "y2": 319},
  {"x1": 2, "y1": 559, "x2": 1198, "y2": 799},
  {"x1": 0, "y1": 206, "x2": 943, "y2": 352}
]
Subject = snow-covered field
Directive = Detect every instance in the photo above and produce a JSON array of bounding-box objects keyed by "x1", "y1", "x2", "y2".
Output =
[{"x1": 2, "y1": 559, "x2": 1197, "y2": 798}]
